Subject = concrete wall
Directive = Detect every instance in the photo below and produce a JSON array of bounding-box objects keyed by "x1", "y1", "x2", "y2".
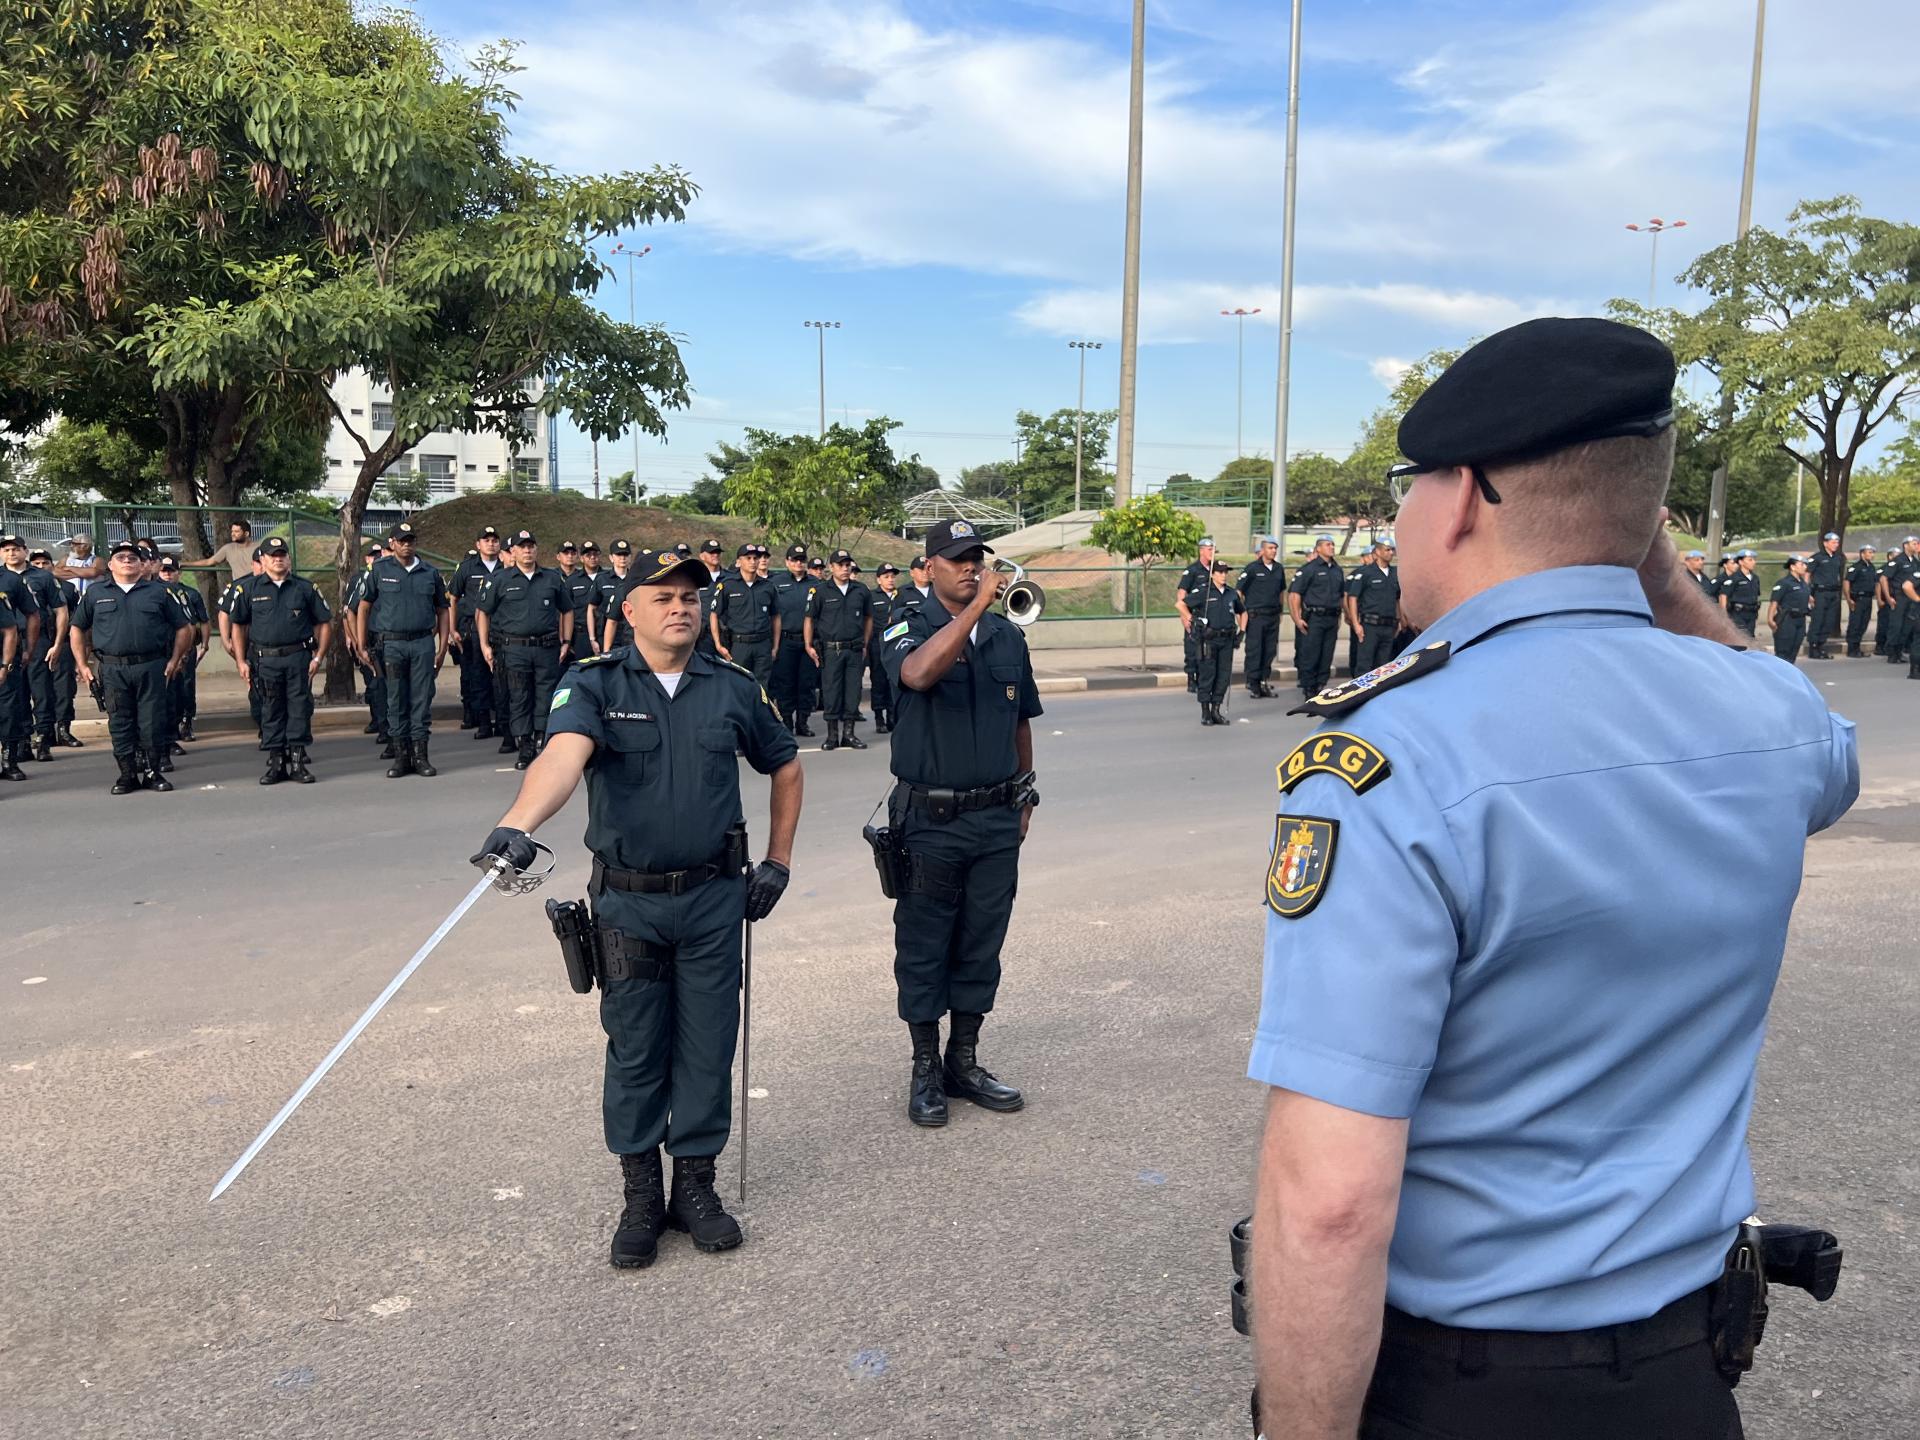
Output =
[
  {"x1": 1184, "y1": 506, "x2": 1252, "y2": 553},
  {"x1": 1024, "y1": 616, "x2": 1185, "y2": 650}
]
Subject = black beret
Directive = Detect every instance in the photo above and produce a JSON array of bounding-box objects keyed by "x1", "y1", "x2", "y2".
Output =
[{"x1": 1395, "y1": 317, "x2": 1676, "y2": 474}]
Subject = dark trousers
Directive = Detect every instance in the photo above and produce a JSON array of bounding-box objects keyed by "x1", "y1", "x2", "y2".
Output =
[
  {"x1": 166, "y1": 649, "x2": 198, "y2": 732},
  {"x1": 456, "y1": 621, "x2": 492, "y2": 723},
  {"x1": 23, "y1": 643, "x2": 55, "y2": 738},
  {"x1": 1810, "y1": 589, "x2": 1841, "y2": 651},
  {"x1": 1294, "y1": 611, "x2": 1340, "y2": 694},
  {"x1": 255, "y1": 651, "x2": 314, "y2": 750},
  {"x1": 819, "y1": 643, "x2": 863, "y2": 720},
  {"x1": 868, "y1": 645, "x2": 893, "y2": 716},
  {"x1": 888, "y1": 789, "x2": 1021, "y2": 1023},
  {"x1": 1875, "y1": 601, "x2": 1893, "y2": 652},
  {"x1": 501, "y1": 642, "x2": 562, "y2": 741},
  {"x1": 595, "y1": 876, "x2": 745, "y2": 1159},
  {"x1": 1244, "y1": 612, "x2": 1280, "y2": 687},
  {"x1": 730, "y1": 634, "x2": 773, "y2": 689},
  {"x1": 1196, "y1": 634, "x2": 1235, "y2": 704},
  {"x1": 1182, "y1": 625, "x2": 1199, "y2": 681},
  {"x1": 100, "y1": 658, "x2": 167, "y2": 760},
  {"x1": 0, "y1": 659, "x2": 22, "y2": 745},
  {"x1": 358, "y1": 657, "x2": 386, "y2": 733},
  {"x1": 51, "y1": 648, "x2": 76, "y2": 727},
  {"x1": 1357, "y1": 619, "x2": 1398, "y2": 674},
  {"x1": 1358, "y1": 1289, "x2": 1742, "y2": 1440},
  {"x1": 1890, "y1": 598, "x2": 1914, "y2": 658},
  {"x1": 1729, "y1": 608, "x2": 1758, "y2": 638},
  {"x1": 378, "y1": 635, "x2": 437, "y2": 742},
  {"x1": 770, "y1": 636, "x2": 816, "y2": 717},
  {"x1": 1773, "y1": 615, "x2": 1806, "y2": 661},
  {"x1": 1845, "y1": 598, "x2": 1872, "y2": 651}
]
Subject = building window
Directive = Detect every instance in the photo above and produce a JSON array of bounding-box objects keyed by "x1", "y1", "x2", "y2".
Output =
[
  {"x1": 486, "y1": 464, "x2": 500, "y2": 474},
  {"x1": 464, "y1": 463, "x2": 477, "y2": 472},
  {"x1": 520, "y1": 406, "x2": 540, "y2": 433},
  {"x1": 511, "y1": 458, "x2": 542, "y2": 487},
  {"x1": 417, "y1": 454, "x2": 455, "y2": 480},
  {"x1": 371, "y1": 401, "x2": 394, "y2": 431},
  {"x1": 327, "y1": 458, "x2": 342, "y2": 467},
  {"x1": 350, "y1": 407, "x2": 364, "y2": 416},
  {"x1": 427, "y1": 475, "x2": 456, "y2": 496}
]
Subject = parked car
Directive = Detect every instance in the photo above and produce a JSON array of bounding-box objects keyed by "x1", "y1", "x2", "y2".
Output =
[{"x1": 144, "y1": 533, "x2": 186, "y2": 556}]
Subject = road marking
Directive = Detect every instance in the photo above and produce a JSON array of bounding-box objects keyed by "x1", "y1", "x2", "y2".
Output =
[
  {"x1": 492, "y1": 1186, "x2": 523, "y2": 1201},
  {"x1": 22, "y1": 977, "x2": 47, "y2": 986},
  {"x1": 367, "y1": 1295, "x2": 412, "y2": 1318},
  {"x1": 514, "y1": 1004, "x2": 539, "y2": 1014},
  {"x1": 748, "y1": 1087, "x2": 768, "y2": 1099}
]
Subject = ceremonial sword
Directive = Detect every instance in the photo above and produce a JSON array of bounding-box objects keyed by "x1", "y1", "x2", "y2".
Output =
[{"x1": 209, "y1": 844, "x2": 554, "y2": 1202}]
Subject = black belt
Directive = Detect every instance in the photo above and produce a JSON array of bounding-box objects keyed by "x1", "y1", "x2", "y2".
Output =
[
  {"x1": 1814, "y1": 587, "x2": 1841, "y2": 594},
  {"x1": 1248, "y1": 608, "x2": 1281, "y2": 616},
  {"x1": 250, "y1": 643, "x2": 311, "y2": 658},
  {"x1": 377, "y1": 630, "x2": 433, "y2": 643},
  {"x1": 734, "y1": 631, "x2": 772, "y2": 641},
  {"x1": 821, "y1": 639, "x2": 863, "y2": 651},
  {"x1": 94, "y1": 652, "x2": 164, "y2": 665},
  {"x1": 591, "y1": 855, "x2": 730, "y2": 897},
  {"x1": 903, "y1": 779, "x2": 1017, "y2": 814},
  {"x1": 1729, "y1": 605, "x2": 1758, "y2": 614},
  {"x1": 1381, "y1": 1285, "x2": 1713, "y2": 1371},
  {"x1": 1361, "y1": 614, "x2": 1396, "y2": 625},
  {"x1": 501, "y1": 633, "x2": 559, "y2": 648},
  {"x1": 1303, "y1": 606, "x2": 1340, "y2": 617}
]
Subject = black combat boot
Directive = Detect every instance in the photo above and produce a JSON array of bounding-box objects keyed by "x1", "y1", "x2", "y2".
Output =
[
  {"x1": 666, "y1": 1155, "x2": 744, "y2": 1253},
  {"x1": 515, "y1": 739, "x2": 536, "y2": 770},
  {"x1": 610, "y1": 1149, "x2": 667, "y2": 1270},
  {"x1": 386, "y1": 741, "x2": 413, "y2": 779},
  {"x1": 412, "y1": 739, "x2": 437, "y2": 777},
  {"x1": 379, "y1": 736, "x2": 396, "y2": 759},
  {"x1": 156, "y1": 743, "x2": 174, "y2": 772},
  {"x1": 875, "y1": 706, "x2": 891, "y2": 735},
  {"x1": 31, "y1": 733, "x2": 52, "y2": 762},
  {"x1": 943, "y1": 1011, "x2": 1024, "y2": 1113},
  {"x1": 259, "y1": 750, "x2": 286, "y2": 786},
  {"x1": 821, "y1": 720, "x2": 840, "y2": 752},
  {"x1": 474, "y1": 719, "x2": 494, "y2": 741},
  {"x1": 907, "y1": 1021, "x2": 948, "y2": 1128},
  {"x1": 843, "y1": 722, "x2": 867, "y2": 751},
  {"x1": 793, "y1": 711, "x2": 815, "y2": 738},
  {"x1": 1909, "y1": 654, "x2": 1920, "y2": 680},
  {"x1": 363, "y1": 718, "x2": 381, "y2": 735},
  {"x1": 1186, "y1": 675, "x2": 1197, "y2": 693},
  {"x1": 111, "y1": 754, "x2": 139, "y2": 795},
  {"x1": 56, "y1": 725, "x2": 83, "y2": 747},
  {"x1": 0, "y1": 744, "x2": 24, "y2": 782},
  {"x1": 498, "y1": 732, "x2": 518, "y2": 755},
  {"x1": 289, "y1": 748, "x2": 315, "y2": 784},
  {"x1": 1199, "y1": 703, "x2": 1212, "y2": 726},
  {"x1": 182, "y1": 720, "x2": 197, "y2": 742},
  {"x1": 142, "y1": 751, "x2": 173, "y2": 792}
]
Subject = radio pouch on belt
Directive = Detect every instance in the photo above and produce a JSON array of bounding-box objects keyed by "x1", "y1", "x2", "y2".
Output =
[
  {"x1": 724, "y1": 822, "x2": 751, "y2": 876},
  {"x1": 545, "y1": 898, "x2": 601, "y2": 994}
]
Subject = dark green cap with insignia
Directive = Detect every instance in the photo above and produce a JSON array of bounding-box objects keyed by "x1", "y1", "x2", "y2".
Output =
[{"x1": 1394, "y1": 317, "x2": 1676, "y2": 476}]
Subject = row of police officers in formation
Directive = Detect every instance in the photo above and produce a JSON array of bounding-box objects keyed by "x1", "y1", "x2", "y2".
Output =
[
  {"x1": 0, "y1": 519, "x2": 952, "y2": 795},
  {"x1": 1693, "y1": 534, "x2": 1920, "y2": 671}
]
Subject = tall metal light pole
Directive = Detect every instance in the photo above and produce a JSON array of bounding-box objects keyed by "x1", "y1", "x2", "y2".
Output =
[
  {"x1": 1112, "y1": 0, "x2": 1146, "y2": 507},
  {"x1": 1706, "y1": 0, "x2": 1766, "y2": 564},
  {"x1": 1268, "y1": 0, "x2": 1304, "y2": 546},
  {"x1": 1624, "y1": 218, "x2": 1686, "y2": 307},
  {"x1": 1220, "y1": 308, "x2": 1262, "y2": 459},
  {"x1": 803, "y1": 321, "x2": 840, "y2": 439},
  {"x1": 1069, "y1": 340, "x2": 1104, "y2": 512},
  {"x1": 611, "y1": 242, "x2": 651, "y2": 499}
]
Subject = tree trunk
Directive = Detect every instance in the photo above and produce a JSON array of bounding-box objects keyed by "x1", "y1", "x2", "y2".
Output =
[
  {"x1": 325, "y1": 444, "x2": 404, "y2": 702},
  {"x1": 1817, "y1": 449, "x2": 1851, "y2": 544}
]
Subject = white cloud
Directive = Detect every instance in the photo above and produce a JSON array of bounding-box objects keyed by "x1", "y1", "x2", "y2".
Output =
[{"x1": 1369, "y1": 356, "x2": 1413, "y2": 388}]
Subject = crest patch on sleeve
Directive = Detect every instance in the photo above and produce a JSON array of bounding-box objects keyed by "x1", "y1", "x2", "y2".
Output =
[
  {"x1": 1267, "y1": 815, "x2": 1338, "y2": 918},
  {"x1": 1275, "y1": 731, "x2": 1390, "y2": 795}
]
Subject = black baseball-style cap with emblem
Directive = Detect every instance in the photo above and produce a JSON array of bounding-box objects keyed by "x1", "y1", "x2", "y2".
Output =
[
  {"x1": 478, "y1": 525, "x2": 500, "y2": 540},
  {"x1": 1391, "y1": 317, "x2": 1676, "y2": 489},
  {"x1": 581, "y1": 541, "x2": 599, "y2": 554},
  {"x1": 876, "y1": 562, "x2": 900, "y2": 576},
  {"x1": 923, "y1": 519, "x2": 994, "y2": 561},
  {"x1": 631, "y1": 548, "x2": 710, "y2": 589},
  {"x1": 830, "y1": 548, "x2": 854, "y2": 564},
  {"x1": 557, "y1": 540, "x2": 577, "y2": 553},
  {"x1": 736, "y1": 542, "x2": 755, "y2": 558},
  {"x1": 673, "y1": 542, "x2": 692, "y2": 558},
  {"x1": 807, "y1": 557, "x2": 825, "y2": 570},
  {"x1": 108, "y1": 538, "x2": 139, "y2": 556},
  {"x1": 28, "y1": 548, "x2": 50, "y2": 562},
  {"x1": 700, "y1": 539, "x2": 723, "y2": 555},
  {"x1": 786, "y1": 544, "x2": 808, "y2": 561},
  {"x1": 609, "y1": 538, "x2": 632, "y2": 555},
  {"x1": 262, "y1": 537, "x2": 291, "y2": 557},
  {"x1": 389, "y1": 522, "x2": 418, "y2": 542},
  {"x1": 511, "y1": 530, "x2": 536, "y2": 547}
]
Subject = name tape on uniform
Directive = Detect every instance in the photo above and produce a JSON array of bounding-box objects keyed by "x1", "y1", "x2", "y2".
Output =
[{"x1": 1275, "y1": 731, "x2": 1390, "y2": 795}]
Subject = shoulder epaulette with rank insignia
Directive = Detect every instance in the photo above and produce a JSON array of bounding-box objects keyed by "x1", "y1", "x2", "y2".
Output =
[
  {"x1": 1287, "y1": 640, "x2": 1451, "y2": 719},
  {"x1": 575, "y1": 652, "x2": 619, "y2": 668},
  {"x1": 713, "y1": 656, "x2": 758, "y2": 682}
]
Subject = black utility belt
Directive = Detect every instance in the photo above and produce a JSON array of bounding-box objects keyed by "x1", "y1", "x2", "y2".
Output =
[
  {"x1": 1248, "y1": 608, "x2": 1281, "y2": 616},
  {"x1": 901, "y1": 778, "x2": 1020, "y2": 819},
  {"x1": 1361, "y1": 614, "x2": 1397, "y2": 625},
  {"x1": 250, "y1": 643, "x2": 311, "y2": 658},
  {"x1": 1302, "y1": 606, "x2": 1340, "y2": 617},
  {"x1": 820, "y1": 639, "x2": 863, "y2": 651},
  {"x1": 94, "y1": 652, "x2": 164, "y2": 665},
  {"x1": 591, "y1": 831, "x2": 748, "y2": 898},
  {"x1": 377, "y1": 630, "x2": 433, "y2": 643},
  {"x1": 1381, "y1": 1285, "x2": 1712, "y2": 1371},
  {"x1": 734, "y1": 630, "x2": 772, "y2": 641},
  {"x1": 1814, "y1": 587, "x2": 1841, "y2": 593},
  {"x1": 500, "y1": 633, "x2": 560, "y2": 648},
  {"x1": 1729, "y1": 605, "x2": 1759, "y2": 614}
]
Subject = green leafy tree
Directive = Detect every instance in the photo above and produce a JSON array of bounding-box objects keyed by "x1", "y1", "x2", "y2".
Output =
[
  {"x1": 1623, "y1": 197, "x2": 1920, "y2": 542},
  {"x1": 29, "y1": 420, "x2": 167, "y2": 536},
  {"x1": 957, "y1": 461, "x2": 1016, "y2": 502},
  {"x1": 373, "y1": 469, "x2": 431, "y2": 511},
  {"x1": 1089, "y1": 492, "x2": 1205, "y2": 668},
  {"x1": 724, "y1": 437, "x2": 901, "y2": 550},
  {"x1": 1007, "y1": 408, "x2": 1117, "y2": 519},
  {"x1": 1663, "y1": 401, "x2": 1795, "y2": 538},
  {"x1": 607, "y1": 469, "x2": 647, "y2": 504}
]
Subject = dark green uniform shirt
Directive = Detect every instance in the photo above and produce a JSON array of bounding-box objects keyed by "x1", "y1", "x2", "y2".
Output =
[
  {"x1": 229, "y1": 575, "x2": 330, "y2": 646},
  {"x1": 72, "y1": 579, "x2": 190, "y2": 654},
  {"x1": 363, "y1": 557, "x2": 450, "y2": 634},
  {"x1": 1346, "y1": 562, "x2": 1401, "y2": 620},
  {"x1": 1290, "y1": 555, "x2": 1345, "y2": 609},
  {"x1": 772, "y1": 572, "x2": 816, "y2": 638},
  {"x1": 477, "y1": 563, "x2": 571, "y2": 637},
  {"x1": 881, "y1": 601, "x2": 1043, "y2": 789},
  {"x1": 805, "y1": 579, "x2": 874, "y2": 642},
  {"x1": 711, "y1": 574, "x2": 777, "y2": 639},
  {"x1": 453, "y1": 554, "x2": 505, "y2": 622},
  {"x1": 1236, "y1": 558, "x2": 1288, "y2": 613},
  {"x1": 544, "y1": 648, "x2": 797, "y2": 872}
]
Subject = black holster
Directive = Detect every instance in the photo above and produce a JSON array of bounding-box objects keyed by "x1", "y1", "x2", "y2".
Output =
[
  {"x1": 545, "y1": 898, "x2": 602, "y2": 994},
  {"x1": 724, "y1": 822, "x2": 750, "y2": 876},
  {"x1": 864, "y1": 821, "x2": 909, "y2": 899},
  {"x1": 1710, "y1": 1224, "x2": 1768, "y2": 1384},
  {"x1": 596, "y1": 925, "x2": 671, "y2": 984},
  {"x1": 89, "y1": 674, "x2": 107, "y2": 712}
]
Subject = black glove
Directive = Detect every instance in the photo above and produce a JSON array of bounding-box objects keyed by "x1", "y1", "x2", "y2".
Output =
[
  {"x1": 471, "y1": 826, "x2": 538, "y2": 875},
  {"x1": 744, "y1": 860, "x2": 790, "y2": 922}
]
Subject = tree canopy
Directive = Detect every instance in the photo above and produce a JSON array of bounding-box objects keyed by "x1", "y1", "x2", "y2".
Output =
[{"x1": 719, "y1": 419, "x2": 913, "y2": 549}]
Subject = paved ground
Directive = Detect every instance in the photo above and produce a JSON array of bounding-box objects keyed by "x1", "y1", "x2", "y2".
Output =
[{"x1": 2, "y1": 664, "x2": 1915, "y2": 1439}]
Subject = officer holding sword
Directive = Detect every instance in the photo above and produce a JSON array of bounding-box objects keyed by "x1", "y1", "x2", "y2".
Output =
[{"x1": 471, "y1": 548, "x2": 802, "y2": 1271}]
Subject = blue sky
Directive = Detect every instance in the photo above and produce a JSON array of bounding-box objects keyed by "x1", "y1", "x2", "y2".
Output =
[{"x1": 415, "y1": 0, "x2": 1920, "y2": 501}]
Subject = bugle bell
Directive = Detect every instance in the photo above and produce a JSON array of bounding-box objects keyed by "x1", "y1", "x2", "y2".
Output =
[{"x1": 995, "y1": 560, "x2": 1046, "y2": 627}]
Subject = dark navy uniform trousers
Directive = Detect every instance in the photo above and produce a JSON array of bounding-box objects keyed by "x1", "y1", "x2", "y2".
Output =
[{"x1": 887, "y1": 792, "x2": 1021, "y2": 1023}]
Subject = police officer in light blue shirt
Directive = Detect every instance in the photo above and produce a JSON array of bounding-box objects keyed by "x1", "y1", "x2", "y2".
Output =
[{"x1": 1244, "y1": 318, "x2": 1859, "y2": 1440}]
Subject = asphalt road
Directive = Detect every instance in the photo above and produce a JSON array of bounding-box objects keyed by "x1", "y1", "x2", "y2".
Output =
[{"x1": 2, "y1": 667, "x2": 1915, "y2": 1440}]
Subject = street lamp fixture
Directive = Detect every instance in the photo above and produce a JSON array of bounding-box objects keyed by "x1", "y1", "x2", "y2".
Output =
[
  {"x1": 1220, "y1": 307, "x2": 1262, "y2": 459},
  {"x1": 1623, "y1": 219, "x2": 1685, "y2": 307},
  {"x1": 804, "y1": 321, "x2": 841, "y2": 439},
  {"x1": 1069, "y1": 341, "x2": 1104, "y2": 514}
]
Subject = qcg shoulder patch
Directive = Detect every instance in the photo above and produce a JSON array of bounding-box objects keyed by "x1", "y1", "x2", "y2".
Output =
[
  {"x1": 1276, "y1": 730, "x2": 1390, "y2": 795},
  {"x1": 1267, "y1": 815, "x2": 1338, "y2": 918},
  {"x1": 1289, "y1": 641, "x2": 1450, "y2": 719}
]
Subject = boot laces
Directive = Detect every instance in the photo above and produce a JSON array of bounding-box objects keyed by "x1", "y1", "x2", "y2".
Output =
[{"x1": 677, "y1": 1166, "x2": 725, "y2": 1219}]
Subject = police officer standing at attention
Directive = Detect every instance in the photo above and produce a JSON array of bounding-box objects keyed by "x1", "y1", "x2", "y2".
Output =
[
  {"x1": 710, "y1": 544, "x2": 779, "y2": 693},
  {"x1": 1181, "y1": 558, "x2": 1245, "y2": 726},
  {"x1": 0, "y1": 540, "x2": 34, "y2": 783},
  {"x1": 1883, "y1": 536, "x2": 1919, "y2": 665},
  {"x1": 592, "y1": 538, "x2": 636, "y2": 654},
  {"x1": 867, "y1": 562, "x2": 902, "y2": 733},
  {"x1": 555, "y1": 541, "x2": 595, "y2": 660},
  {"x1": 1176, "y1": 537, "x2": 1217, "y2": 693},
  {"x1": 574, "y1": 542, "x2": 603, "y2": 652},
  {"x1": 357, "y1": 521, "x2": 452, "y2": 779},
  {"x1": 155, "y1": 554, "x2": 207, "y2": 748},
  {"x1": 1770, "y1": 555, "x2": 1812, "y2": 662},
  {"x1": 771, "y1": 545, "x2": 819, "y2": 735},
  {"x1": 1844, "y1": 544, "x2": 1878, "y2": 656},
  {"x1": 804, "y1": 548, "x2": 875, "y2": 751},
  {"x1": 1682, "y1": 548, "x2": 1717, "y2": 603},
  {"x1": 1236, "y1": 537, "x2": 1287, "y2": 699},
  {"x1": 1, "y1": 533, "x2": 65, "y2": 766},
  {"x1": 472, "y1": 547, "x2": 801, "y2": 1268},
  {"x1": 476, "y1": 530, "x2": 574, "y2": 771},
  {"x1": 29, "y1": 550, "x2": 83, "y2": 749},
  {"x1": 344, "y1": 542, "x2": 388, "y2": 744},
  {"x1": 1344, "y1": 540, "x2": 1402, "y2": 677},
  {"x1": 1805, "y1": 531, "x2": 1844, "y2": 659},
  {"x1": 694, "y1": 540, "x2": 725, "y2": 657},
  {"x1": 1902, "y1": 563, "x2": 1920, "y2": 680},
  {"x1": 453, "y1": 527, "x2": 506, "y2": 737},
  {"x1": 1722, "y1": 549, "x2": 1762, "y2": 635},
  {"x1": 1287, "y1": 535, "x2": 1345, "y2": 699},
  {"x1": 230, "y1": 536, "x2": 332, "y2": 785},
  {"x1": 1247, "y1": 317, "x2": 1857, "y2": 1440},
  {"x1": 71, "y1": 539, "x2": 195, "y2": 794},
  {"x1": 881, "y1": 519, "x2": 1042, "y2": 1128}
]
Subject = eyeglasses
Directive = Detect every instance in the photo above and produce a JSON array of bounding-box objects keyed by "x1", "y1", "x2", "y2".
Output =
[{"x1": 1387, "y1": 464, "x2": 1502, "y2": 508}]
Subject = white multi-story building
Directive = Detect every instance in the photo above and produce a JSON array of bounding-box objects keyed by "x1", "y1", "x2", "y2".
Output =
[{"x1": 320, "y1": 370, "x2": 552, "y2": 499}]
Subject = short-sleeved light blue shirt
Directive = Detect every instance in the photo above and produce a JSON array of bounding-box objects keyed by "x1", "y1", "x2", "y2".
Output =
[{"x1": 1249, "y1": 566, "x2": 1858, "y2": 1331}]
